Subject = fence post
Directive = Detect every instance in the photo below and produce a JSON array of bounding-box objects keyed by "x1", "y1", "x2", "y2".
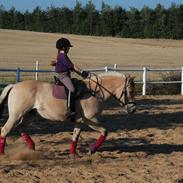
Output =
[
  {"x1": 35, "y1": 60, "x2": 39, "y2": 80},
  {"x1": 16, "y1": 68, "x2": 20, "y2": 83},
  {"x1": 114, "y1": 64, "x2": 117, "y2": 71},
  {"x1": 181, "y1": 67, "x2": 183, "y2": 95},
  {"x1": 142, "y1": 67, "x2": 147, "y2": 96},
  {"x1": 104, "y1": 66, "x2": 108, "y2": 72}
]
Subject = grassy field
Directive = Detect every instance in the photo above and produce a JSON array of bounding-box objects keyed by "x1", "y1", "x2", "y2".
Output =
[{"x1": 0, "y1": 29, "x2": 183, "y2": 70}]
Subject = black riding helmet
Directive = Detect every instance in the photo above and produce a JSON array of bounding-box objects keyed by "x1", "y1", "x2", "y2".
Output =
[{"x1": 56, "y1": 38, "x2": 73, "y2": 50}]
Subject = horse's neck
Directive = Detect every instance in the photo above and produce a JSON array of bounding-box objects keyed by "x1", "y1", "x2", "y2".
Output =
[{"x1": 87, "y1": 75, "x2": 122, "y2": 101}]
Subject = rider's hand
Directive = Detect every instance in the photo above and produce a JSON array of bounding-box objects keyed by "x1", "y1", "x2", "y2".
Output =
[
  {"x1": 50, "y1": 60, "x2": 56, "y2": 66},
  {"x1": 81, "y1": 70, "x2": 89, "y2": 79}
]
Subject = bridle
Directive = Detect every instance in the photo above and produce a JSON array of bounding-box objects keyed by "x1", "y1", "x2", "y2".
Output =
[{"x1": 88, "y1": 73, "x2": 132, "y2": 106}]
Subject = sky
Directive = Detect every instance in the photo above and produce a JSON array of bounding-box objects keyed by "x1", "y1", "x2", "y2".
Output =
[{"x1": 0, "y1": 0, "x2": 183, "y2": 12}]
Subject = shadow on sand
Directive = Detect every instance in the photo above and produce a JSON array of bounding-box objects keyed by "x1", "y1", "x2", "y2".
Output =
[
  {"x1": 0, "y1": 97, "x2": 182, "y2": 134},
  {"x1": 99, "y1": 137, "x2": 183, "y2": 154},
  {"x1": 0, "y1": 97, "x2": 182, "y2": 155}
]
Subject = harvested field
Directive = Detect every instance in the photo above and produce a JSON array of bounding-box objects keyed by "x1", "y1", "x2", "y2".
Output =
[{"x1": 0, "y1": 29, "x2": 183, "y2": 70}]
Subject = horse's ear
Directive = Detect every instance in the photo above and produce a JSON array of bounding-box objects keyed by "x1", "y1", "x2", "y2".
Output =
[{"x1": 131, "y1": 76, "x2": 136, "y2": 81}]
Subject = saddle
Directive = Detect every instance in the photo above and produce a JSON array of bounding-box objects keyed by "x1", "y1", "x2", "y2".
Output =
[{"x1": 52, "y1": 76, "x2": 89, "y2": 99}]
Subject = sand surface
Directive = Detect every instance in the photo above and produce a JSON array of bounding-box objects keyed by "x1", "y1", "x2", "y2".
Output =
[{"x1": 0, "y1": 95, "x2": 182, "y2": 183}]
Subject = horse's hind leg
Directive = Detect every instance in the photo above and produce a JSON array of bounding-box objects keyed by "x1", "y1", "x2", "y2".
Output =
[
  {"x1": 0, "y1": 111, "x2": 35, "y2": 154},
  {"x1": 0, "y1": 115, "x2": 21, "y2": 154},
  {"x1": 83, "y1": 117, "x2": 107, "y2": 154}
]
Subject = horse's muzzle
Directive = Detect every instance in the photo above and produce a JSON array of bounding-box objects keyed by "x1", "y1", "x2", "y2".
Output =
[{"x1": 125, "y1": 102, "x2": 136, "y2": 114}]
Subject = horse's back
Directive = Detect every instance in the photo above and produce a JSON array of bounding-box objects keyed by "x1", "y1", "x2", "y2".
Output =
[
  {"x1": 8, "y1": 80, "x2": 52, "y2": 112},
  {"x1": 14, "y1": 80, "x2": 49, "y2": 87}
]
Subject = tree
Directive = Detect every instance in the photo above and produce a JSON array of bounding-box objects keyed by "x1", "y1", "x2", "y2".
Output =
[
  {"x1": 141, "y1": 6, "x2": 155, "y2": 38},
  {"x1": 153, "y1": 4, "x2": 166, "y2": 38},
  {"x1": 127, "y1": 7, "x2": 142, "y2": 38},
  {"x1": 113, "y1": 6, "x2": 127, "y2": 37},
  {"x1": 8, "y1": 7, "x2": 24, "y2": 30},
  {"x1": 0, "y1": 2, "x2": 183, "y2": 39},
  {"x1": 24, "y1": 10, "x2": 33, "y2": 30},
  {"x1": 59, "y1": 7, "x2": 73, "y2": 33},
  {"x1": 32, "y1": 6, "x2": 44, "y2": 32},
  {"x1": 72, "y1": 1, "x2": 86, "y2": 34},
  {"x1": 99, "y1": 2, "x2": 114, "y2": 36},
  {"x1": 45, "y1": 6, "x2": 60, "y2": 32},
  {"x1": 167, "y1": 3, "x2": 183, "y2": 39},
  {"x1": 177, "y1": 5, "x2": 183, "y2": 38},
  {"x1": 83, "y1": 1, "x2": 99, "y2": 35},
  {"x1": 0, "y1": 5, "x2": 5, "y2": 28}
]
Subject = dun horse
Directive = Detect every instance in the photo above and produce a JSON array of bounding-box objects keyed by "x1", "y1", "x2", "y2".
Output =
[{"x1": 0, "y1": 72, "x2": 136, "y2": 157}]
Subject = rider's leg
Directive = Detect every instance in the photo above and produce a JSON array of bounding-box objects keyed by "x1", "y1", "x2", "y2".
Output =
[
  {"x1": 58, "y1": 75, "x2": 76, "y2": 118},
  {"x1": 66, "y1": 91, "x2": 76, "y2": 118}
]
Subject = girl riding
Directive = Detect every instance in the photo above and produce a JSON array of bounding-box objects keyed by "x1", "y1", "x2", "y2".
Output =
[{"x1": 51, "y1": 38, "x2": 88, "y2": 118}]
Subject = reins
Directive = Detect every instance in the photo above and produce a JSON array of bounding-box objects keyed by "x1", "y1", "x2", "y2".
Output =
[{"x1": 88, "y1": 73, "x2": 128, "y2": 106}]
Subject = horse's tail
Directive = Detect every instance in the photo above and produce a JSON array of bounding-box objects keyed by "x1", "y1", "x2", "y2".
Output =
[{"x1": 0, "y1": 84, "x2": 14, "y2": 117}]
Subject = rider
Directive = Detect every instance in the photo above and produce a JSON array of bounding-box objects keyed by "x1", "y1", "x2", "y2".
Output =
[{"x1": 51, "y1": 38, "x2": 89, "y2": 118}]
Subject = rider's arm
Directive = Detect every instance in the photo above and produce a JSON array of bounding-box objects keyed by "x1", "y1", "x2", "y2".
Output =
[
  {"x1": 73, "y1": 65, "x2": 83, "y2": 75},
  {"x1": 73, "y1": 65, "x2": 89, "y2": 79},
  {"x1": 50, "y1": 60, "x2": 57, "y2": 66},
  {"x1": 64, "y1": 55, "x2": 89, "y2": 78}
]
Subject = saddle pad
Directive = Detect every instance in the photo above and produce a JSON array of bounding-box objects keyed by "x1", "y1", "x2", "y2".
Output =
[{"x1": 52, "y1": 85, "x2": 67, "y2": 99}]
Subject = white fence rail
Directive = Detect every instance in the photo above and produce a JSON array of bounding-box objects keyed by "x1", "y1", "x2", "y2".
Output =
[
  {"x1": 0, "y1": 63, "x2": 183, "y2": 95},
  {"x1": 83, "y1": 65, "x2": 183, "y2": 95}
]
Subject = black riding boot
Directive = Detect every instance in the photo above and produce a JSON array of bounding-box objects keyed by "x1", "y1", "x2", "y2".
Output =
[{"x1": 66, "y1": 91, "x2": 76, "y2": 119}]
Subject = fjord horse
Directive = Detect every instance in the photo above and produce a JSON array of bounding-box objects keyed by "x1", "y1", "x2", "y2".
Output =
[{"x1": 0, "y1": 72, "x2": 136, "y2": 157}]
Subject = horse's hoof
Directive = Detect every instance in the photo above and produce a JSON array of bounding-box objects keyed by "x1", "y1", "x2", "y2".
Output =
[
  {"x1": 88, "y1": 144, "x2": 96, "y2": 155},
  {"x1": 69, "y1": 153, "x2": 80, "y2": 160},
  {"x1": 87, "y1": 150, "x2": 92, "y2": 156},
  {"x1": 0, "y1": 149, "x2": 5, "y2": 155},
  {"x1": 29, "y1": 145, "x2": 35, "y2": 150},
  {"x1": 87, "y1": 149, "x2": 96, "y2": 156}
]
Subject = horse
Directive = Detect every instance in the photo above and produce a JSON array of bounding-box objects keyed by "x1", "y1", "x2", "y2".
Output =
[{"x1": 0, "y1": 72, "x2": 136, "y2": 157}]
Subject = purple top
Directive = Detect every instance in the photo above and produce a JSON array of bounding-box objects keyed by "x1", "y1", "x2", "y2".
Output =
[{"x1": 55, "y1": 53, "x2": 74, "y2": 73}]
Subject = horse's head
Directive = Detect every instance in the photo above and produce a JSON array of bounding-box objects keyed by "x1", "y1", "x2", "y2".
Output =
[
  {"x1": 87, "y1": 72, "x2": 136, "y2": 114},
  {"x1": 117, "y1": 75, "x2": 136, "y2": 114}
]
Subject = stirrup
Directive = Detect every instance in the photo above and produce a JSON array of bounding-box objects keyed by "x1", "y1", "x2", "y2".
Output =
[{"x1": 65, "y1": 110, "x2": 76, "y2": 119}]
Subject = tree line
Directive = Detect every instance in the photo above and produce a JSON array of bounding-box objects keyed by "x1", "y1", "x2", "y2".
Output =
[{"x1": 0, "y1": 1, "x2": 183, "y2": 39}]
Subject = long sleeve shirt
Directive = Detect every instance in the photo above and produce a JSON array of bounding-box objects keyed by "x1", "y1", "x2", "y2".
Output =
[{"x1": 55, "y1": 53, "x2": 74, "y2": 73}]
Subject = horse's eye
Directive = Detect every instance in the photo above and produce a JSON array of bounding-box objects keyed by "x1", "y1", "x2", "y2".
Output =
[{"x1": 129, "y1": 91, "x2": 134, "y2": 95}]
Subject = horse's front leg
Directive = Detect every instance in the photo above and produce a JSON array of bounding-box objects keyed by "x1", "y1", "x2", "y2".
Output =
[
  {"x1": 83, "y1": 117, "x2": 107, "y2": 154},
  {"x1": 69, "y1": 123, "x2": 82, "y2": 158},
  {"x1": 16, "y1": 111, "x2": 36, "y2": 150}
]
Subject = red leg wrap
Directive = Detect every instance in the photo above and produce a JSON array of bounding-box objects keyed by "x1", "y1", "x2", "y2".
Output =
[
  {"x1": 90, "y1": 134, "x2": 106, "y2": 153},
  {"x1": 0, "y1": 136, "x2": 6, "y2": 154},
  {"x1": 21, "y1": 133, "x2": 35, "y2": 150},
  {"x1": 69, "y1": 141, "x2": 77, "y2": 154}
]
